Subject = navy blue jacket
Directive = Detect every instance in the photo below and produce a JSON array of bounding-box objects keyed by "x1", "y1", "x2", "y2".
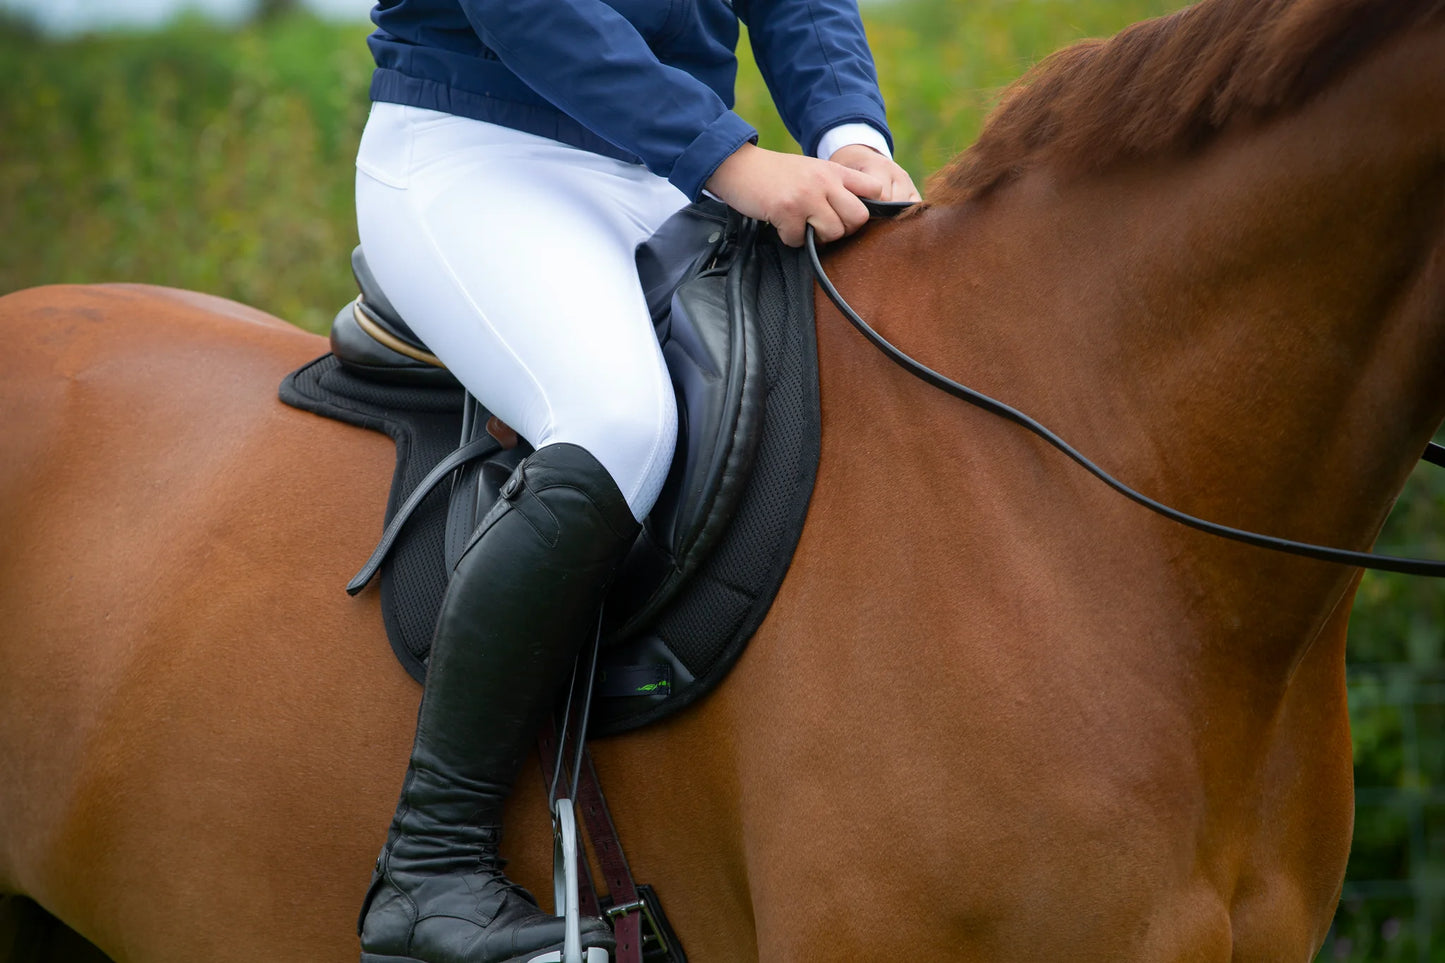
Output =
[{"x1": 367, "y1": 0, "x2": 892, "y2": 200}]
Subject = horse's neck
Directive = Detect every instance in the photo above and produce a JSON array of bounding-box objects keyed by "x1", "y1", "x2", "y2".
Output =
[
  {"x1": 1083, "y1": 22, "x2": 1445, "y2": 640},
  {"x1": 833, "y1": 23, "x2": 1444, "y2": 684}
]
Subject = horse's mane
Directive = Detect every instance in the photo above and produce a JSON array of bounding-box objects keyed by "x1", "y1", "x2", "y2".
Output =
[{"x1": 925, "y1": 0, "x2": 1445, "y2": 205}]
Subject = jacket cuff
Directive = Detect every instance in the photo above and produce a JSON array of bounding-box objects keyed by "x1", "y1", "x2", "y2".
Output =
[{"x1": 669, "y1": 110, "x2": 759, "y2": 201}]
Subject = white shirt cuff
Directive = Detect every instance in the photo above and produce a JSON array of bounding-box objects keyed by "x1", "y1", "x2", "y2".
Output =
[{"x1": 814, "y1": 123, "x2": 892, "y2": 161}]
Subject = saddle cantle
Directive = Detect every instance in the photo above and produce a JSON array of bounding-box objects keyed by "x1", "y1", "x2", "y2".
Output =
[{"x1": 284, "y1": 199, "x2": 823, "y2": 734}]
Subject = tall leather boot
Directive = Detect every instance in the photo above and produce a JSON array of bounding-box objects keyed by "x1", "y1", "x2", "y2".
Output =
[{"x1": 359, "y1": 443, "x2": 637, "y2": 963}]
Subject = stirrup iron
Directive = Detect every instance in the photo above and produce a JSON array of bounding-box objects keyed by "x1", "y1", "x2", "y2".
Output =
[
  {"x1": 551, "y1": 797, "x2": 594, "y2": 963},
  {"x1": 549, "y1": 610, "x2": 607, "y2": 963}
]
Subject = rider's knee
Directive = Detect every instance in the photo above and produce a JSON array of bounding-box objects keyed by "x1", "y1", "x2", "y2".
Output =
[{"x1": 554, "y1": 385, "x2": 677, "y2": 518}]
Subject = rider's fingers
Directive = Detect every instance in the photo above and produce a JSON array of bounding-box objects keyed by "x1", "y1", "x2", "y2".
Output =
[
  {"x1": 776, "y1": 218, "x2": 805, "y2": 248},
  {"x1": 804, "y1": 204, "x2": 847, "y2": 245},
  {"x1": 893, "y1": 171, "x2": 923, "y2": 203},
  {"x1": 775, "y1": 203, "x2": 817, "y2": 247},
  {"x1": 837, "y1": 165, "x2": 886, "y2": 201},
  {"x1": 843, "y1": 152, "x2": 922, "y2": 204},
  {"x1": 830, "y1": 184, "x2": 871, "y2": 236}
]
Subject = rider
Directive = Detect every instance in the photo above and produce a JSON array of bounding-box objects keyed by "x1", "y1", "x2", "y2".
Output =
[{"x1": 353, "y1": 0, "x2": 919, "y2": 959}]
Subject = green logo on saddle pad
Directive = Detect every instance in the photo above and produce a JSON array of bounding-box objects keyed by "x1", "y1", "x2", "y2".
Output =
[{"x1": 636, "y1": 680, "x2": 671, "y2": 693}]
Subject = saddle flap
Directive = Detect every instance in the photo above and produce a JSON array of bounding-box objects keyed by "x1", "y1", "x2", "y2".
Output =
[
  {"x1": 635, "y1": 198, "x2": 732, "y2": 331},
  {"x1": 662, "y1": 227, "x2": 765, "y2": 561},
  {"x1": 605, "y1": 219, "x2": 767, "y2": 639}
]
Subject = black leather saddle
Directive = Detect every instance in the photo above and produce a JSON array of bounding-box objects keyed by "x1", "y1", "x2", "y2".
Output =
[{"x1": 332, "y1": 198, "x2": 767, "y2": 642}]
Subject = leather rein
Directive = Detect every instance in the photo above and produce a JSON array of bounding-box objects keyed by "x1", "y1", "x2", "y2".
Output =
[{"x1": 804, "y1": 210, "x2": 1445, "y2": 578}]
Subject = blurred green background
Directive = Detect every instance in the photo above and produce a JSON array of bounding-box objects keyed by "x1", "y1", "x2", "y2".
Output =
[{"x1": 0, "y1": 1, "x2": 1440, "y2": 959}]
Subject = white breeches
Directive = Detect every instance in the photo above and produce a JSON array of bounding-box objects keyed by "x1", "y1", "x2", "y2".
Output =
[{"x1": 355, "y1": 102, "x2": 689, "y2": 520}]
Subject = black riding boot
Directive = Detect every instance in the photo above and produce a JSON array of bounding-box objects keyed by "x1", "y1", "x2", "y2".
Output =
[{"x1": 359, "y1": 443, "x2": 637, "y2": 963}]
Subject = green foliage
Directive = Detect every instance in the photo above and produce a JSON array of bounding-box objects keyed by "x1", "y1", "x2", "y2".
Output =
[
  {"x1": 0, "y1": 11, "x2": 373, "y2": 331},
  {"x1": 0, "y1": 3, "x2": 1439, "y2": 958},
  {"x1": 0, "y1": 9, "x2": 40, "y2": 41},
  {"x1": 254, "y1": 0, "x2": 303, "y2": 21}
]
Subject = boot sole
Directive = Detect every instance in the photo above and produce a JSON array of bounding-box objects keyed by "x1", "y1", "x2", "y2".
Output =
[{"x1": 361, "y1": 948, "x2": 609, "y2": 963}]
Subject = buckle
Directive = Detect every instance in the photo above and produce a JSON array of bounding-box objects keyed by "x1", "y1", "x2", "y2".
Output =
[{"x1": 602, "y1": 884, "x2": 685, "y2": 962}]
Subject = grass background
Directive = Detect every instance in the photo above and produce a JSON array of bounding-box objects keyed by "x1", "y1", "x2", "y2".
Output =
[{"x1": 0, "y1": 1, "x2": 1440, "y2": 959}]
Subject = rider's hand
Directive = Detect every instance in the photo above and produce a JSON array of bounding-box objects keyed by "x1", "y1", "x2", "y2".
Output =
[
  {"x1": 704, "y1": 143, "x2": 884, "y2": 247},
  {"x1": 827, "y1": 144, "x2": 921, "y2": 204}
]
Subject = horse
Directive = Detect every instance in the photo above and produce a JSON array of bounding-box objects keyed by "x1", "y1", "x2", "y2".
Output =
[{"x1": 1, "y1": 0, "x2": 1442, "y2": 959}]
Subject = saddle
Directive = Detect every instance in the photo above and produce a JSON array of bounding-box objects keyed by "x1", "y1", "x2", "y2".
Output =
[{"x1": 283, "y1": 198, "x2": 824, "y2": 735}]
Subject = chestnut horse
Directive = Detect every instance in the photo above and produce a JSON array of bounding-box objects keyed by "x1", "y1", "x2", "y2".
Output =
[{"x1": 2, "y1": 0, "x2": 1443, "y2": 959}]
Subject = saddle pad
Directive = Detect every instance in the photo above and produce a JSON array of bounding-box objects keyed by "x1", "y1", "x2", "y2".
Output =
[
  {"x1": 279, "y1": 236, "x2": 820, "y2": 736},
  {"x1": 280, "y1": 356, "x2": 465, "y2": 673}
]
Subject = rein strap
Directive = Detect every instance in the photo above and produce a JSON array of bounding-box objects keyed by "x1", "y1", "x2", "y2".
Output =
[{"x1": 805, "y1": 218, "x2": 1445, "y2": 578}]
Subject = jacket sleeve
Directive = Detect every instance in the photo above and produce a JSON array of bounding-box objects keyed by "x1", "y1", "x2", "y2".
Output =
[
  {"x1": 456, "y1": 0, "x2": 757, "y2": 200},
  {"x1": 735, "y1": 0, "x2": 892, "y2": 158}
]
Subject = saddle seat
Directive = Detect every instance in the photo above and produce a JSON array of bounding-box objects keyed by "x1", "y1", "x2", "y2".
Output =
[{"x1": 329, "y1": 198, "x2": 766, "y2": 646}]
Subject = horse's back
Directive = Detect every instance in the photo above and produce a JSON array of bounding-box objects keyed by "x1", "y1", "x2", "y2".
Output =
[
  {"x1": 0, "y1": 285, "x2": 418, "y2": 960},
  {"x1": 0, "y1": 282, "x2": 320, "y2": 508}
]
